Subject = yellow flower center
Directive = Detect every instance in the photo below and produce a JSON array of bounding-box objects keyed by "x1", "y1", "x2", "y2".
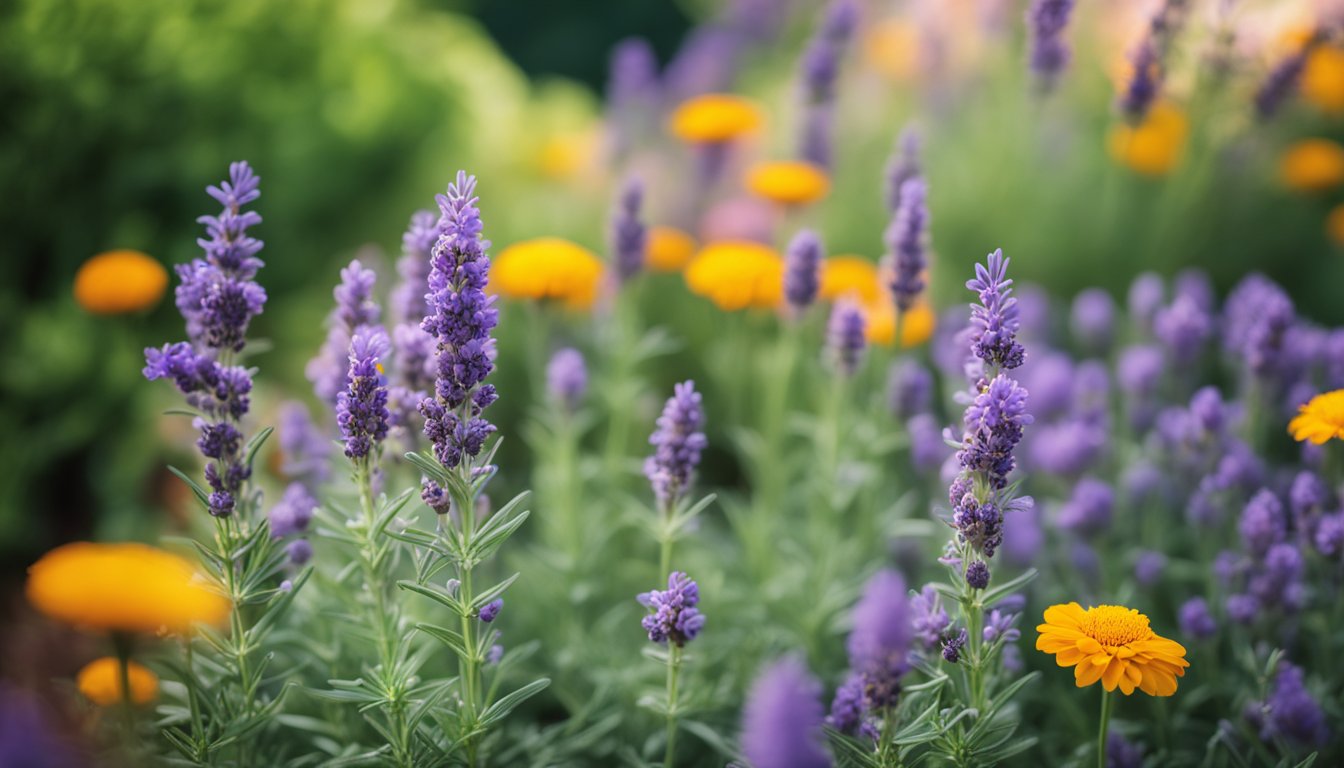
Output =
[{"x1": 1081, "y1": 605, "x2": 1153, "y2": 647}]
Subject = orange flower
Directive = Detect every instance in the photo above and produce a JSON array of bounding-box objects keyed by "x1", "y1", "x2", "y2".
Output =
[
  {"x1": 684, "y1": 241, "x2": 783, "y2": 310},
  {"x1": 73, "y1": 250, "x2": 168, "y2": 314},
  {"x1": 1108, "y1": 102, "x2": 1188, "y2": 177},
  {"x1": 745, "y1": 161, "x2": 830, "y2": 206},
  {"x1": 1036, "y1": 602, "x2": 1188, "y2": 696},
  {"x1": 77, "y1": 657, "x2": 159, "y2": 706},
  {"x1": 864, "y1": 298, "x2": 935, "y2": 348},
  {"x1": 669, "y1": 94, "x2": 764, "y2": 144},
  {"x1": 27, "y1": 542, "x2": 229, "y2": 634},
  {"x1": 1303, "y1": 45, "x2": 1344, "y2": 114},
  {"x1": 492, "y1": 238, "x2": 604, "y2": 309},
  {"x1": 1280, "y1": 139, "x2": 1344, "y2": 193},
  {"x1": 536, "y1": 131, "x2": 598, "y2": 180},
  {"x1": 819, "y1": 257, "x2": 881, "y2": 304},
  {"x1": 646, "y1": 226, "x2": 698, "y2": 272},
  {"x1": 1288, "y1": 389, "x2": 1344, "y2": 444}
]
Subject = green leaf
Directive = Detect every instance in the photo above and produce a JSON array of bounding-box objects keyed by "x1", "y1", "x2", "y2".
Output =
[
  {"x1": 980, "y1": 568, "x2": 1038, "y2": 606},
  {"x1": 403, "y1": 451, "x2": 450, "y2": 485},
  {"x1": 414, "y1": 622, "x2": 470, "y2": 660},
  {"x1": 981, "y1": 671, "x2": 1039, "y2": 722},
  {"x1": 167, "y1": 465, "x2": 211, "y2": 509},
  {"x1": 470, "y1": 509, "x2": 531, "y2": 562},
  {"x1": 397, "y1": 580, "x2": 466, "y2": 616},
  {"x1": 373, "y1": 487, "x2": 416, "y2": 537},
  {"x1": 470, "y1": 572, "x2": 520, "y2": 611},
  {"x1": 681, "y1": 720, "x2": 736, "y2": 758},
  {"x1": 242, "y1": 426, "x2": 274, "y2": 471},
  {"x1": 477, "y1": 678, "x2": 550, "y2": 729}
]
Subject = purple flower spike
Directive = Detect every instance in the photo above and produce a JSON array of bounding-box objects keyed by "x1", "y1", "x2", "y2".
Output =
[
  {"x1": 884, "y1": 126, "x2": 921, "y2": 213},
  {"x1": 611, "y1": 176, "x2": 647, "y2": 283},
  {"x1": 846, "y1": 570, "x2": 914, "y2": 705},
  {"x1": 391, "y1": 210, "x2": 439, "y2": 326},
  {"x1": 887, "y1": 177, "x2": 929, "y2": 313},
  {"x1": 644, "y1": 381, "x2": 707, "y2": 508},
  {"x1": 1178, "y1": 597, "x2": 1217, "y2": 640},
  {"x1": 1026, "y1": 0, "x2": 1077, "y2": 91},
  {"x1": 959, "y1": 374, "x2": 1033, "y2": 489},
  {"x1": 966, "y1": 249, "x2": 1025, "y2": 370},
  {"x1": 337, "y1": 327, "x2": 391, "y2": 460},
  {"x1": 637, "y1": 571, "x2": 704, "y2": 646},
  {"x1": 546, "y1": 348, "x2": 588, "y2": 411},
  {"x1": 887, "y1": 359, "x2": 933, "y2": 420},
  {"x1": 308, "y1": 259, "x2": 383, "y2": 406},
  {"x1": 1070, "y1": 288, "x2": 1116, "y2": 352},
  {"x1": 797, "y1": 0, "x2": 859, "y2": 169},
  {"x1": 741, "y1": 656, "x2": 830, "y2": 768},
  {"x1": 783, "y1": 229, "x2": 823, "y2": 311},
  {"x1": 269, "y1": 482, "x2": 318, "y2": 538},
  {"x1": 911, "y1": 584, "x2": 951, "y2": 649},
  {"x1": 1256, "y1": 44, "x2": 1313, "y2": 120},
  {"x1": 827, "y1": 300, "x2": 868, "y2": 376}
]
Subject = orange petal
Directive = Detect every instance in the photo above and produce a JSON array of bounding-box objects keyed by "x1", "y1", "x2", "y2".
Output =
[
  {"x1": 1043, "y1": 602, "x2": 1087, "y2": 629},
  {"x1": 1075, "y1": 658, "x2": 1106, "y2": 687}
]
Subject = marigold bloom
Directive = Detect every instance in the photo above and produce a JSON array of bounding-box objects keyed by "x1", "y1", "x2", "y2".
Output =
[
  {"x1": 865, "y1": 299, "x2": 935, "y2": 348},
  {"x1": 684, "y1": 241, "x2": 783, "y2": 310},
  {"x1": 536, "y1": 131, "x2": 598, "y2": 180},
  {"x1": 646, "y1": 227, "x2": 698, "y2": 272},
  {"x1": 669, "y1": 94, "x2": 763, "y2": 144},
  {"x1": 27, "y1": 543, "x2": 229, "y2": 634},
  {"x1": 819, "y1": 256, "x2": 881, "y2": 304},
  {"x1": 1036, "y1": 602, "x2": 1188, "y2": 696},
  {"x1": 1280, "y1": 139, "x2": 1344, "y2": 192},
  {"x1": 492, "y1": 237, "x2": 604, "y2": 309},
  {"x1": 1303, "y1": 46, "x2": 1344, "y2": 113},
  {"x1": 74, "y1": 250, "x2": 169, "y2": 314},
  {"x1": 1289, "y1": 389, "x2": 1344, "y2": 444},
  {"x1": 77, "y1": 657, "x2": 159, "y2": 706},
  {"x1": 745, "y1": 161, "x2": 830, "y2": 206},
  {"x1": 1108, "y1": 102, "x2": 1188, "y2": 176}
]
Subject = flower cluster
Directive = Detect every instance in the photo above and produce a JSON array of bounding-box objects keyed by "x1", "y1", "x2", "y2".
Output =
[
  {"x1": 546, "y1": 347, "x2": 588, "y2": 411},
  {"x1": 828, "y1": 570, "x2": 914, "y2": 736},
  {"x1": 783, "y1": 228, "x2": 823, "y2": 311},
  {"x1": 611, "y1": 176, "x2": 647, "y2": 283},
  {"x1": 307, "y1": 259, "x2": 382, "y2": 405},
  {"x1": 966, "y1": 248, "x2": 1026, "y2": 372},
  {"x1": 886, "y1": 177, "x2": 928, "y2": 313},
  {"x1": 643, "y1": 381, "x2": 707, "y2": 508},
  {"x1": 796, "y1": 0, "x2": 858, "y2": 169},
  {"x1": 1026, "y1": 0, "x2": 1078, "y2": 91},
  {"x1": 637, "y1": 571, "x2": 704, "y2": 647},
  {"x1": 337, "y1": 327, "x2": 391, "y2": 461}
]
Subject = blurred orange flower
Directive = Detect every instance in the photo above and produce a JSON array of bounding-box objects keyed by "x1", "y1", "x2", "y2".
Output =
[
  {"x1": 646, "y1": 226, "x2": 698, "y2": 272},
  {"x1": 1280, "y1": 139, "x2": 1344, "y2": 193},
  {"x1": 27, "y1": 542, "x2": 229, "y2": 634},
  {"x1": 492, "y1": 238, "x2": 604, "y2": 309},
  {"x1": 1289, "y1": 389, "x2": 1344, "y2": 444},
  {"x1": 819, "y1": 257, "x2": 881, "y2": 305},
  {"x1": 1108, "y1": 102, "x2": 1188, "y2": 177},
  {"x1": 669, "y1": 94, "x2": 763, "y2": 144},
  {"x1": 684, "y1": 241, "x2": 783, "y2": 310},
  {"x1": 73, "y1": 250, "x2": 168, "y2": 315},
  {"x1": 745, "y1": 161, "x2": 830, "y2": 207},
  {"x1": 865, "y1": 299, "x2": 935, "y2": 348},
  {"x1": 1303, "y1": 46, "x2": 1344, "y2": 114},
  {"x1": 77, "y1": 657, "x2": 159, "y2": 706}
]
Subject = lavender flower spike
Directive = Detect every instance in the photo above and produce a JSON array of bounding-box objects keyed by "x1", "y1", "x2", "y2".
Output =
[
  {"x1": 644, "y1": 381, "x2": 708, "y2": 508},
  {"x1": 887, "y1": 177, "x2": 929, "y2": 313},
  {"x1": 390, "y1": 210, "x2": 439, "y2": 326},
  {"x1": 783, "y1": 229, "x2": 823, "y2": 311},
  {"x1": 741, "y1": 656, "x2": 831, "y2": 768},
  {"x1": 637, "y1": 571, "x2": 704, "y2": 646},
  {"x1": 307, "y1": 259, "x2": 382, "y2": 405},
  {"x1": 419, "y1": 171, "x2": 499, "y2": 472},
  {"x1": 611, "y1": 176, "x2": 647, "y2": 283},
  {"x1": 546, "y1": 348, "x2": 588, "y2": 410},
  {"x1": 884, "y1": 126, "x2": 921, "y2": 213},
  {"x1": 966, "y1": 248, "x2": 1025, "y2": 370},
  {"x1": 797, "y1": 0, "x2": 859, "y2": 169},
  {"x1": 846, "y1": 569, "x2": 914, "y2": 710},
  {"x1": 1255, "y1": 40, "x2": 1315, "y2": 120},
  {"x1": 1026, "y1": 0, "x2": 1077, "y2": 92},
  {"x1": 337, "y1": 327, "x2": 391, "y2": 460},
  {"x1": 827, "y1": 299, "x2": 868, "y2": 376}
]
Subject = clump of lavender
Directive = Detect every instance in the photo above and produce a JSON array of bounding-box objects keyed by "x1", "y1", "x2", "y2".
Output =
[
  {"x1": 797, "y1": 0, "x2": 859, "y2": 169},
  {"x1": 742, "y1": 657, "x2": 831, "y2": 768},
  {"x1": 783, "y1": 229, "x2": 823, "y2": 312},
  {"x1": 337, "y1": 327, "x2": 391, "y2": 461},
  {"x1": 307, "y1": 260, "x2": 381, "y2": 406},
  {"x1": 826, "y1": 300, "x2": 868, "y2": 376},
  {"x1": 1026, "y1": 0, "x2": 1078, "y2": 92},
  {"x1": 1070, "y1": 288, "x2": 1115, "y2": 352},
  {"x1": 886, "y1": 177, "x2": 929, "y2": 314},
  {"x1": 611, "y1": 176, "x2": 647, "y2": 283},
  {"x1": 546, "y1": 348, "x2": 588, "y2": 411},
  {"x1": 828, "y1": 570, "x2": 914, "y2": 738},
  {"x1": 644, "y1": 381, "x2": 707, "y2": 511},
  {"x1": 884, "y1": 126, "x2": 921, "y2": 213},
  {"x1": 1117, "y1": 1, "x2": 1188, "y2": 120},
  {"x1": 268, "y1": 483, "x2": 318, "y2": 565},
  {"x1": 144, "y1": 161, "x2": 266, "y2": 519},
  {"x1": 1244, "y1": 660, "x2": 1330, "y2": 746},
  {"x1": 637, "y1": 571, "x2": 705, "y2": 647}
]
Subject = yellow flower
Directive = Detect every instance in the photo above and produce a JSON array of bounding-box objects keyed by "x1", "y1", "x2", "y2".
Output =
[
  {"x1": 646, "y1": 226, "x2": 698, "y2": 272},
  {"x1": 1036, "y1": 602, "x2": 1189, "y2": 696},
  {"x1": 1280, "y1": 139, "x2": 1344, "y2": 193},
  {"x1": 1288, "y1": 389, "x2": 1344, "y2": 444},
  {"x1": 684, "y1": 241, "x2": 783, "y2": 310},
  {"x1": 864, "y1": 298, "x2": 936, "y2": 348},
  {"x1": 536, "y1": 131, "x2": 598, "y2": 180},
  {"x1": 820, "y1": 257, "x2": 881, "y2": 305},
  {"x1": 745, "y1": 161, "x2": 830, "y2": 206},
  {"x1": 1326, "y1": 204, "x2": 1344, "y2": 245},
  {"x1": 669, "y1": 94, "x2": 764, "y2": 144},
  {"x1": 73, "y1": 250, "x2": 169, "y2": 315},
  {"x1": 26, "y1": 542, "x2": 229, "y2": 634},
  {"x1": 1108, "y1": 102, "x2": 1188, "y2": 177},
  {"x1": 492, "y1": 238, "x2": 604, "y2": 309},
  {"x1": 1303, "y1": 46, "x2": 1344, "y2": 114},
  {"x1": 864, "y1": 19, "x2": 920, "y2": 81},
  {"x1": 77, "y1": 657, "x2": 159, "y2": 706}
]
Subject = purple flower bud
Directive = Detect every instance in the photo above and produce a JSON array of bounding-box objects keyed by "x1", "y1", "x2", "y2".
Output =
[
  {"x1": 887, "y1": 359, "x2": 933, "y2": 420},
  {"x1": 269, "y1": 483, "x2": 318, "y2": 538},
  {"x1": 783, "y1": 229, "x2": 823, "y2": 311},
  {"x1": 611, "y1": 177, "x2": 647, "y2": 283},
  {"x1": 546, "y1": 348, "x2": 588, "y2": 411},
  {"x1": 1070, "y1": 288, "x2": 1115, "y2": 352},
  {"x1": 884, "y1": 126, "x2": 921, "y2": 213},
  {"x1": 1026, "y1": 0, "x2": 1077, "y2": 91},
  {"x1": 637, "y1": 571, "x2": 704, "y2": 646},
  {"x1": 941, "y1": 627, "x2": 968, "y2": 663},
  {"x1": 1178, "y1": 597, "x2": 1217, "y2": 640},
  {"x1": 337, "y1": 327, "x2": 391, "y2": 460},
  {"x1": 908, "y1": 414, "x2": 950, "y2": 472},
  {"x1": 1225, "y1": 594, "x2": 1258, "y2": 625},
  {"x1": 1058, "y1": 478, "x2": 1114, "y2": 537},
  {"x1": 286, "y1": 539, "x2": 313, "y2": 566},
  {"x1": 643, "y1": 381, "x2": 707, "y2": 508},
  {"x1": 1239, "y1": 489, "x2": 1285, "y2": 558},
  {"x1": 1127, "y1": 271, "x2": 1165, "y2": 333},
  {"x1": 910, "y1": 584, "x2": 951, "y2": 649},
  {"x1": 966, "y1": 249, "x2": 1025, "y2": 370},
  {"x1": 827, "y1": 300, "x2": 868, "y2": 376},
  {"x1": 479, "y1": 599, "x2": 503, "y2": 623},
  {"x1": 965, "y1": 561, "x2": 991, "y2": 589},
  {"x1": 887, "y1": 178, "x2": 929, "y2": 313}
]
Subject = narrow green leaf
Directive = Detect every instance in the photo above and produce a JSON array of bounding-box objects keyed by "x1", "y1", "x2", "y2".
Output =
[
  {"x1": 470, "y1": 572, "x2": 520, "y2": 611},
  {"x1": 167, "y1": 465, "x2": 211, "y2": 509},
  {"x1": 397, "y1": 580, "x2": 466, "y2": 616},
  {"x1": 478, "y1": 678, "x2": 550, "y2": 728},
  {"x1": 242, "y1": 426, "x2": 274, "y2": 471},
  {"x1": 980, "y1": 568, "x2": 1038, "y2": 606}
]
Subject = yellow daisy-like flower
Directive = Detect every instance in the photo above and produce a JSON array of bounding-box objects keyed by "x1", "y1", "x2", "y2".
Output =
[
  {"x1": 1107, "y1": 102, "x2": 1188, "y2": 177},
  {"x1": 536, "y1": 131, "x2": 598, "y2": 181},
  {"x1": 1036, "y1": 602, "x2": 1189, "y2": 696},
  {"x1": 1288, "y1": 389, "x2": 1344, "y2": 444},
  {"x1": 491, "y1": 237, "x2": 604, "y2": 310},
  {"x1": 1280, "y1": 138, "x2": 1344, "y2": 193},
  {"x1": 864, "y1": 298, "x2": 936, "y2": 348},
  {"x1": 684, "y1": 241, "x2": 783, "y2": 311},
  {"x1": 1303, "y1": 45, "x2": 1344, "y2": 114},
  {"x1": 73, "y1": 250, "x2": 169, "y2": 315},
  {"x1": 669, "y1": 94, "x2": 764, "y2": 144},
  {"x1": 820, "y1": 257, "x2": 881, "y2": 305},
  {"x1": 27, "y1": 542, "x2": 229, "y2": 634},
  {"x1": 646, "y1": 226, "x2": 698, "y2": 272},
  {"x1": 77, "y1": 657, "x2": 159, "y2": 706},
  {"x1": 745, "y1": 161, "x2": 830, "y2": 207}
]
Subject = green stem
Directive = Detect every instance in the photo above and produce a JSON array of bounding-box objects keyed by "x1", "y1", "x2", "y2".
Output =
[
  {"x1": 452, "y1": 463, "x2": 482, "y2": 768},
  {"x1": 664, "y1": 645, "x2": 683, "y2": 768},
  {"x1": 965, "y1": 586, "x2": 986, "y2": 712},
  {"x1": 1097, "y1": 689, "x2": 1114, "y2": 768}
]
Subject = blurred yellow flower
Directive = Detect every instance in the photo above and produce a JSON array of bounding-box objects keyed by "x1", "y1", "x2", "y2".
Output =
[
  {"x1": 669, "y1": 94, "x2": 763, "y2": 144},
  {"x1": 1326, "y1": 204, "x2": 1344, "y2": 245},
  {"x1": 1108, "y1": 102, "x2": 1188, "y2": 177},
  {"x1": 819, "y1": 257, "x2": 881, "y2": 305},
  {"x1": 684, "y1": 241, "x2": 783, "y2": 310},
  {"x1": 646, "y1": 226, "x2": 698, "y2": 272},
  {"x1": 864, "y1": 19, "x2": 920, "y2": 81},
  {"x1": 1036, "y1": 602, "x2": 1188, "y2": 696},
  {"x1": 492, "y1": 238, "x2": 604, "y2": 309},
  {"x1": 745, "y1": 161, "x2": 830, "y2": 206},
  {"x1": 1289, "y1": 389, "x2": 1344, "y2": 444},
  {"x1": 73, "y1": 250, "x2": 168, "y2": 315},
  {"x1": 536, "y1": 131, "x2": 598, "y2": 180},
  {"x1": 77, "y1": 657, "x2": 159, "y2": 706},
  {"x1": 865, "y1": 299, "x2": 935, "y2": 348},
  {"x1": 26, "y1": 542, "x2": 229, "y2": 634},
  {"x1": 1280, "y1": 139, "x2": 1344, "y2": 193},
  {"x1": 1303, "y1": 46, "x2": 1344, "y2": 114}
]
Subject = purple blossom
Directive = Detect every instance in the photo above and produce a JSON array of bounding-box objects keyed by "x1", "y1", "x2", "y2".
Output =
[
  {"x1": 611, "y1": 177, "x2": 647, "y2": 283},
  {"x1": 1127, "y1": 272, "x2": 1165, "y2": 333},
  {"x1": 268, "y1": 482, "x2": 317, "y2": 538},
  {"x1": 391, "y1": 322, "x2": 436, "y2": 393},
  {"x1": 479, "y1": 599, "x2": 502, "y2": 623},
  {"x1": 1026, "y1": 0, "x2": 1077, "y2": 91},
  {"x1": 546, "y1": 348, "x2": 588, "y2": 410},
  {"x1": 1255, "y1": 45, "x2": 1312, "y2": 120},
  {"x1": 1239, "y1": 489, "x2": 1285, "y2": 558},
  {"x1": 308, "y1": 259, "x2": 383, "y2": 406},
  {"x1": 1122, "y1": 461, "x2": 1164, "y2": 505},
  {"x1": 286, "y1": 539, "x2": 313, "y2": 566},
  {"x1": 846, "y1": 571, "x2": 913, "y2": 673},
  {"x1": 337, "y1": 327, "x2": 391, "y2": 460},
  {"x1": 826, "y1": 300, "x2": 868, "y2": 376},
  {"x1": 1315, "y1": 513, "x2": 1344, "y2": 557},
  {"x1": 964, "y1": 560, "x2": 990, "y2": 589},
  {"x1": 783, "y1": 229, "x2": 823, "y2": 311},
  {"x1": 607, "y1": 37, "x2": 660, "y2": 156},
  {"x1": 908, "y1": 414, "x2": 950, "y2": 472},
  {"x1": 1134, "y1": 550, "x2": 1166, "y2": 587},
  {"x1": 643, "y1": 381, "x2": 707, "y2": 508},
  {"x1": 887, "y1": 178, "x2": 929, "y2": 313},
  {"x1": 910, "y1": 584, "x2": 951, "y2": 649},
  {"x1": 1057, "y1": 478, "x2": 1114, "y2": 537},
  {"x1": 1154, "y1": 294, "x2": 1211, "y2": 361},
  {"x1": 884, "y1": 126, "x2": 921, "y2": 213},
  {"x1": 1017, "y1": 352, "x2": 1073, "y2": 421},
  {"x1": 1119, "y1": 38, "x2": 1161, "y2": 120},
  {"x1": 1069, "y1": 288, "x2": 1115, "y2": 352},
  {"x1": 966, "y1": 249, "x2": 1025, "y2": 370},
  {"x1": 797, "y1": 0, "x2": 858, "y2": 168},
  {"x1": 1106, "y1": 732, "x2": 1145, "y2": 768},
  {"x1": 1178, "y1": 597, "x2": 1217, "y2": 640},
  {"x1": 887, "y1": 359, "x2": 933, "y2": 420},
  {"x1": 1225, "y1": 594, "x2": 1258, "y2": 625},
  {"x1": 419, "y1": 172, "x2": 499, "y2": 473},
  {"x1": 1246, "y1": 661, "x2": 1329, "y2": 744},
  {"x1": 390, "y1": 210, "x2": 439, "y2": 326},
  {"x1": 1028, "y1": 419, "x2": 1106, "y2": 477},
  {"x1": 741, "y1": 657, "x2": 830, "y2": 768},
  {"x1": 942, "y1": 627, "x2": 968, "y2": 663},
  {"x1": 826, "y1": 674, "x2": 871, "y2": 738},
  {"x1": 982, "y1": 608, "x2": 1020, "y2": 644},
  {"x1": 278, "y1": 401, "x2": 332, "y2": 488},
  {"x1": 637, "y1": 571, "x2": 704, "y2": 646},
  {"x1": 958, "y1": 374, "x2": 1033, "y2": 489}
]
